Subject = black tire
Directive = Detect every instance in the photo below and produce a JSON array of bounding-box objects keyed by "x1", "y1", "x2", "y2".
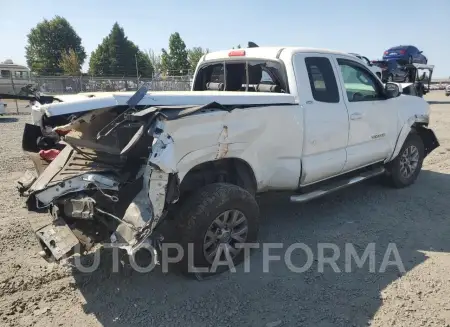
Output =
[
  {"x1": 384, "y1": 133, "x2": 424, "y2": 188},
  {"x1": 174, "y1": 183, "x2": 260, "y2": 276}
]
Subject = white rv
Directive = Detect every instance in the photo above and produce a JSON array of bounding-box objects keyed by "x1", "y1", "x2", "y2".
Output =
[{"x1": 0, "y1": 60, "x2": 34, "y2": 95}]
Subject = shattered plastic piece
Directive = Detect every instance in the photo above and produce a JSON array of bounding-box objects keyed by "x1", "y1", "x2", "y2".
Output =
[
  {"x1": 39, "y1": 149, "x2": 61, "y2": 162},
  {"x1": 54, "y1": 129, "x2": 71, "y2": 136},
  {"x1": 16, "y1": 170, "x2": 37, "y2": 192}
]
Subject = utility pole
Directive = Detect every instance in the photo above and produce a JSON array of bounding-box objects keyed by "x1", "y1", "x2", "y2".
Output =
[
  {"x1": 9, "y1": 74, "x2": 19, "y2": 113},
  {"x1": 135, "y1": 53, "x2": 139, "y2": 87}
]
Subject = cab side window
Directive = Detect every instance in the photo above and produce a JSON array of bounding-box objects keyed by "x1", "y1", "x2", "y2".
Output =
[
  {"x1": 337, "y1": 59, "x2": 384, "y2": 102},
  {"x1": 305, "y1": 57, "x2": 340, "y2": 103}
]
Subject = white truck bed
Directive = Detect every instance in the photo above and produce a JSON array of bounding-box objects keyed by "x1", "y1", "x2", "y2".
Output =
[{"x1": 40, "y1": 91, "x2": 298, "y2": 117}]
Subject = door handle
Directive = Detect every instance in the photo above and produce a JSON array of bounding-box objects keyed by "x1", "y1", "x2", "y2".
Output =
[{"x1": 350, "y1": 112, "x2": 363, "y2": 120}]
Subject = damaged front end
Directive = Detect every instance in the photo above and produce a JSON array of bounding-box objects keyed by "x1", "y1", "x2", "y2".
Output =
[{"x1": 18, "y1": 87, "x2": 181, "y2": 262}]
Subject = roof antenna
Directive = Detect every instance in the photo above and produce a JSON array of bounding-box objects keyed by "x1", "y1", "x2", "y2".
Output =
[{"x1": 248, "y1": 41, "x2": 259, "y2": 48}]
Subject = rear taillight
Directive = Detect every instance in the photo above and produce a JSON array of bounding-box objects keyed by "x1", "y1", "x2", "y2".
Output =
[
  {"x1": 399, "y1": 50, "x2": 406, "y2": 54},
  {"x1": 384, "y1": 51, "x2": 388, "y2": 55}
]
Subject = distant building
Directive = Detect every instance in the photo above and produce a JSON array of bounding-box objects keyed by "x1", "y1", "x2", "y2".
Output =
[{"x1": 0, "y1": 59, "x2": 33, "y2": 95}]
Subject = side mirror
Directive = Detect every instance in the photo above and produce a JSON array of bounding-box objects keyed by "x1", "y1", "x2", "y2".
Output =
[{"x1": 385, "y1": 82, "x2": 401, "y2": 98}]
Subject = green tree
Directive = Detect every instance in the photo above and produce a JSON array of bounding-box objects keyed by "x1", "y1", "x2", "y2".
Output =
[
  {"x1": 25, "y1": 16, "x2": 86, "y2": 75},
  {"x1": 160, "y1": 32, "x2": 190, "y2": 76},
  {"x1": 188, "y1": 47, "x2": 209, "y2": 71},
  {"x1": 89, "y1": 23, "x2": 153, "y2": 77},
  {"x1": 58, "y1": 48, "x2": 81, "y2": 75},
  {"x1": 135, "y1": 51, "x2": 153, "y2": 77},
  {"x1": 146, "y1": 49, "x2": 162, "y2": 75}
]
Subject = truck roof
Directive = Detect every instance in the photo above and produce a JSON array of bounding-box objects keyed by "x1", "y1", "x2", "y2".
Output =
[{"x1": 202, "y1": 47, "x2": 354, "y2": 62}]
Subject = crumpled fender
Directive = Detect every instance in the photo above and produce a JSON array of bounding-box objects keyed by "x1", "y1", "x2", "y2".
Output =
[{"x1": 386, "y1": 114, "x2": 432, "y2": 162}]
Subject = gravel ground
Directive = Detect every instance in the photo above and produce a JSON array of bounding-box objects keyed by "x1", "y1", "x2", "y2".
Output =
[
  {"x1": 0, "y1": 92, "x2": 450, "y2": 327},
  {"x1": 2, "y1": 100, "x2": 30, "y2": 115}
]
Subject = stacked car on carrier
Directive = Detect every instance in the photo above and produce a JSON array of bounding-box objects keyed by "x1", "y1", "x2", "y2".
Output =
[{"x1": 351, "y1": 45, "x2": 434, "y2": 98}]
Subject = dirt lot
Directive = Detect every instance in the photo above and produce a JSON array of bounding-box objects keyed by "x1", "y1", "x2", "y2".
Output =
[
  {"x1": 2, "y1": 99, "x2": 31, "y2": 115},
  {"x1": 0, "y1": 92, "x2": 450, "y2": 327}
]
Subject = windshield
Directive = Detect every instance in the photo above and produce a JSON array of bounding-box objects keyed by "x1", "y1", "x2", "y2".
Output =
[{"x1": 193, "y1": 59, "x2": 288, "y2": 93}]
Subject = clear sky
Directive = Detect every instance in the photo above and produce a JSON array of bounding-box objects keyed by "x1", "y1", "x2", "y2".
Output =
[{"x1": 1, "y1": 0, "x2": 449, "y2": 77}]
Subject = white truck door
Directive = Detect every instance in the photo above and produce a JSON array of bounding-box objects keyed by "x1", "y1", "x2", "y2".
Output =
[
  {"x1": 292, "y1": 53, "x2": 349, "y2": 185},
  {"x1": 332, "y1": 56, "x2": 398, "y2": 172}
]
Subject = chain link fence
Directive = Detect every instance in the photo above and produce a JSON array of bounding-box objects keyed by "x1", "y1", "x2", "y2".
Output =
[
  {"x1": 0, "y1": 72, "x2": 194, "y2": 114},
  {"x1": 1, "y1": 72, "x2": 193, "y2": 95},
  {"x1": 32, "y1": 74, "x2": 193, "y2": 95}
]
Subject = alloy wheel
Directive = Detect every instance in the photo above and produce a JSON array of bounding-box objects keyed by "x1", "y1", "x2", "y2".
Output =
[
  {"x1": 203, "y1": 209, "x2": 249, "y2": 264},
  {"x1": 399, "y1": 145, "x2": 419, "y2": 179}
]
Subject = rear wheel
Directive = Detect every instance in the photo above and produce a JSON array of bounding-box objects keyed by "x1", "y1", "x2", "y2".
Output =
[
  {"x1": 174, "y1": 183, "x2": 260, "y2": 276},
  {"x1": 384, "y1": 133, "x2": 424, "y2": 188}
]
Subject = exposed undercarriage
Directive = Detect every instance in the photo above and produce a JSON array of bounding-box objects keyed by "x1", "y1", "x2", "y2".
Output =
[{"x1": 17, "y1": 90, "x2": 224, "y2": 262}]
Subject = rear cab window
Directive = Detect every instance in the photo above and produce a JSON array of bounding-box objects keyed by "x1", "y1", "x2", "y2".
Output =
[
  {"x1": 193, "y1": 59, "x2": 289, "y2": 93},
  {"x1": 304, "y1": 57, "x2": 340, "y2": 103}
]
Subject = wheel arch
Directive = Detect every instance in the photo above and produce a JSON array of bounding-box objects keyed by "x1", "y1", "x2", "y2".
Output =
[
  {"x1": 178, "y1": 157, "x2": 258, "y2": 198},
  {"x1": 387, "y1": 120, "x2": 439, "y2": 162}
]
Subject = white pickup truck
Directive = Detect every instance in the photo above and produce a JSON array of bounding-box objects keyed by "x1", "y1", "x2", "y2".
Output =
[{"x1": 15, "y1": 46, "x2": 439, "y2": 274}]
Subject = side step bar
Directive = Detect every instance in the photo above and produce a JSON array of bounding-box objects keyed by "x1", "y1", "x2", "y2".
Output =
[{"x1": 290, "y1": 167, "x2": 385, "y2": 203}]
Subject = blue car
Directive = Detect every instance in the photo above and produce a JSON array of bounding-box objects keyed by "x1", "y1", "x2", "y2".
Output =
[{"x1": 382, "y1": 45, "x2": 428, "y2": 64}]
